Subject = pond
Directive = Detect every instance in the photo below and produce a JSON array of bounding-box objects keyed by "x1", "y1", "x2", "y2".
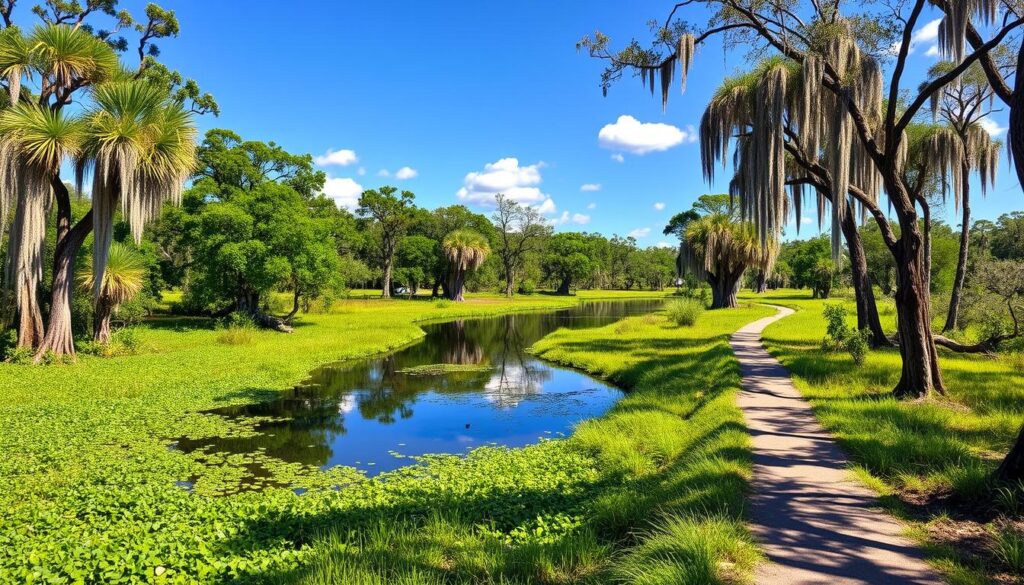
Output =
[{"x1": 176, "y1": 298, "x2": 663, "y2": 480}]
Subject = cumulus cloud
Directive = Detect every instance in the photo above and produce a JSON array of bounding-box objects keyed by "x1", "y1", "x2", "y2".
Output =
[
  {"x1": 978, "y1": 117, "x2": 1007, "y2": 137},
  {"x1": 395, "y1": 166, "x2": 418, "y2": 180},
  {"x1": 925, "y1": 45, "x2": 940, "y2": 57},
  {"x1": 580, "y1": 183, "x2": 601, "y2": 192},
  {"x1": 611, "y1": 153, "x2": 625, "y2": 163},
  {"x1": 628, "y1": 227, "x2": 651, "y2": 239},
  {"x1": 586, "y1": 202, "x2": 597, "y2": 210},
  {"x1": 323, "y1": 177, "x2": 364, "y2": 210},
  {"x1": 456, "y1": 157, "x2": 555, "y2": 213},
  {"x1": 572, "y1": 213, "x2": 591, "y2": 225},
  {"x1": 599, "y1": 115, "x2": 690, "y2": 155},
  {"x1": 377, "y1": 169, "x2": 391, "y2": 177},
  {"x1": 315, "y1": 148, "x2": 358, "y2": 166},
  {"x1": 653, "y1": 202, "x2": 666, "y2": 211},
  {"x1": 656, "y1": 241, "x2": 675, "y2": 249}
]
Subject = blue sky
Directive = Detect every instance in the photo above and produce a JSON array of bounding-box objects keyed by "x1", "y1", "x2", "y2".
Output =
[{"x1": 47, "y1": 1, "x2": 1024, "y2": 246}]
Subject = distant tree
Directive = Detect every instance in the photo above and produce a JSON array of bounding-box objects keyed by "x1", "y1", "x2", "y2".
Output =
[
  {"x1": 991, "y1": 212, "x2": 1024, "y2": 260},
  {"x1": 492, "y1": 194, "x2": 550, "y2": 296},
  {"x1": 681, "y1": 214, "x2": 777, "y2": 309},
  {"x1": 443, "y1": 230, "x2": 490, "y2": 301},
  {"x1": 542, "y1": 233, "x2": 594, "y2": 295},
  {"x1": 395, "y1": 235, "x2": 439, "y2": 295},
  {"x1": 357, "y1": 187, "x2": 415, "y2": 299}
]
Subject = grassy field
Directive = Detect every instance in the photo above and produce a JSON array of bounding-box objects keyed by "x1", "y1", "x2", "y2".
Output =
[
  {"x1": 2, "y1": 288, "x2": 775, "y2": 584},
  {"x1": 748, "y1": 289, "x2": 1024, "y2": 584}
]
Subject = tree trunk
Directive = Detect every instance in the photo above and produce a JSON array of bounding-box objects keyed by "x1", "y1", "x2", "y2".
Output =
[
  {"x1": 447, "y1": 270, "x2": 467, "y2": 302},
  {"x1": 15, "y1": 283, "x2": 44, "y2": 349},
  {"x1": 556, "y1": 277, "x2": 571, "y2": 296},
  {"x1": 892, "y1": 227, "x2": 945, "y2": 399},
  {"x1": 1010, "y1": 42, "x2": 1024, "y2": 191},
  {"x1": 285, "y1": 287, "x2": 300, "y2": 322},
  {"x1": 944, "y1": 168, "x2": 971, "y2": 333},
  {"x1": 840, "y1": 210, "x2": 888, "y2": 347},
  {"x1": 381, "y1": 261, "x2": 392, "y2": 299},
  {"x1": 93, "y1": 295, "x2": 113, "y2": 344},
  {"x1": 996, "y1": 425, "x2": 1024, "y2": 483},
  {"x1": 755, "y1": 270, "x2": 767, "y2": 294},
  {"x1": 504, "y1": 267, "x2": 515, "y2": 297},
  {"x1": 35, "y1": 210, "x2": 93, "y2": 359},
  {"x1": 709, "y1": 271, "x2": 740, "y2": 309},
  {"x1": 921, "y1": 202, "x2": 933, "y2": 290}
]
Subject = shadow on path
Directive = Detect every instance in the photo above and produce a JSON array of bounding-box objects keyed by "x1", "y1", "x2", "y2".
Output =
[{"x1": 733, "y1": 306, "x2": 944, "y2": 585}]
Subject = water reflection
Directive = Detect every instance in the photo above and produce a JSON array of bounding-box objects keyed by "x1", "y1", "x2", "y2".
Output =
[{"x1": 177, "y1": 299, "x2": 662, "y2": 476}]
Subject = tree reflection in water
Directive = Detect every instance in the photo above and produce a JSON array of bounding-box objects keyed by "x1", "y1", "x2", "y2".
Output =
[{"x1": 177, "y1": 299, "x2": 662, "y2": 479}]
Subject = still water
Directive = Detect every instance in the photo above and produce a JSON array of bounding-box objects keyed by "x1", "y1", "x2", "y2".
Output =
[{"x1": 177, "y1": 299, "x2": 663, "y2": 477}]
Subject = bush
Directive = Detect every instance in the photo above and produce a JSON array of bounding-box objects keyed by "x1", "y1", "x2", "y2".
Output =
[
  {"x1": 216, "y1": 312, "x2": 256, "y2": 345},
  {"x1": 78, "y1": 327, "x2": 144, "y2": 358},
  {"x1": 665, "y1": 298, "x2": 704, "y2": 327},
  {"x1": 822, "y1": 304, "x2": 871, "y2": 365},
  {"x1": 433, "y1": 298, "x2": 453, "y2": 309},
  {"x1": 517, "y1": 279, "x2": 536, "y2": 295}
]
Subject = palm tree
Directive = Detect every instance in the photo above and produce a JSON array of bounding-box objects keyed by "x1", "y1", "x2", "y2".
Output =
[
  {"x1": 77, "y1": 241, "x2": 146, "y2": 343},
  {"x1": 443, "y1": 229, "x2": 490, "y2": 302},
  {"x1": 0, "y1": 104, "x2": 84, "y2": 348},
  {"x1": 680, "y1": 214, "x2": 777, "y2": 309}
]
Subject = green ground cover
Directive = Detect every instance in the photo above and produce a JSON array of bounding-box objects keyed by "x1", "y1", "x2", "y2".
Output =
[
  {"x1": 3, "y1": 290, "x2": 772, "y2": 584},
  {"x1": 750, "y1": 289, "x2": 1024, "y2": 584}
]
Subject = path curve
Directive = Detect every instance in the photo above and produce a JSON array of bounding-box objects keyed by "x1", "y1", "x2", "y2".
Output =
[{"x1": 732, "y1": 305, "x2": 943, "y2": 585}]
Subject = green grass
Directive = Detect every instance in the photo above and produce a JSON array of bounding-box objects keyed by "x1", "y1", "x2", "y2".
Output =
[
  {"x1": 746, "y1": 288, "x2": 1024, "y2": 582},
  {"x1": 285, "y1": 302, "x2": 771, "y2": 584},
  {"x1": 395, "y1": 363, "x2": 493, "y2": 376},
  {"x1": 1, "y1": 290, "x2": 725, "y2": 583}
]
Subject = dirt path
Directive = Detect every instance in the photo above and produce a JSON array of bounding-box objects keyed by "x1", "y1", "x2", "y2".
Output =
[{"x1": 731, "y1": 305, "x2": 943, "y2": 585}]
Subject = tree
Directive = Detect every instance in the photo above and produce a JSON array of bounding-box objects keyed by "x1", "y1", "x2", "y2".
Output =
[
  {"x1": 680, "y1": 213, "x2": 777, "y2": 308},
  {"x1": 542, "y1": 233, "x2": 594, "y2": 295},
  {"x1": 0, "y1": 4, "x2": 213, "y2": 359},
  {"x1": 395, "y1": 235, "x2": 438, "y2": 295},
  {"x1": 77, "y1": 242, "x2": 145, "y2": 343},
  {"x1": 920, "y1": 61, "x2": 1002, "y2": 332},
  {"x1": 581, "y1": 1, "x2": 1023, "y2": 397},
  {"x1": 491, "y1": 194, "x2": 549, "y2": 296},
  {"x1": 442, "y1": 229, "x2": 490, "y2": 301},
  {"x1": 356, "y1": 187, "x2": 415, "y2": 299}
]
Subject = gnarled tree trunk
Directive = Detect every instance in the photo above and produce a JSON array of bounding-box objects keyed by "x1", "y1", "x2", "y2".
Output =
[
  {"x1": 754, "y1": 270, "x2": 767, "y2": 293},
  {"x1": 708, "y1": 269, "x2": 741, "y2": 309},
  {"x1": 556, "y1": 277, "x2": 571, "y2": 296},
  {"x1": 892, "y1": 224, "x2": 945, "y2": 399},
  {"x1": 996, "y1": 425, "x2": 1024, "y2": 483},
  {"x1": 93, "y1": 295, "x2": 113, "y2": 344}
]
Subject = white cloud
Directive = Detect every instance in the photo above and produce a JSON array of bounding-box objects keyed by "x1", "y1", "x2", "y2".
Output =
[
  {"x1": 925, "y1": 45, "x2": 940, "y2": 57},
  {"x1": 395, "y1": 166, "x2": 418, "y2": 180},
  {"x1": 315, "y1": 148, "x2": 358, "y2": 167},
  {"x1": 656, "y1": 241, "x2": 675, "y2": 249},
  {"x1": 357, "y1": 167, "x2": 366, "y2": 176},
  {"x1": 628, "y1": 227, "x2": 651, "y2": 239},
  {"x1": 553, "y1": 211, "x2": 571, "y2": 225},
  {"x1": 580, "y1": 183, "x2": 601, "y2": 192},
  {"x1": 978, "y1": 117, "x2": 1007, "y2": 137},
  {"x1": 912, "y1": 18, "x2": 942, "y2": 47},
  {"x1": 323, "y1": 177, "x2": 364, "y2": 210},
  {"x1": 599, "y1": 115, "x2": 689, "y2": 155},
  {"x1": 535, "y1": 198, "x2": 557, "y2": 214},
  {"x1": 377, "y1": 169, "x2": 391, "y2": 177},
  {"x1": 456, "y1": 157, "x2": 556, "y2": 213},
  {"x1": 586, "y1": 202, "x2": 597, "y2": 210},
  {"x1": 800, "y1": 216, "x2": 813, "y2": 225},
  {"x1": 611, "y1": 153, "x2": 625, "y2": 163},
  {"x1": 572, "y1": 213, "x2": 591, "y2": 225},
  {"x1": 653, "y1": 202, "x2": 666, "y2": 211}
]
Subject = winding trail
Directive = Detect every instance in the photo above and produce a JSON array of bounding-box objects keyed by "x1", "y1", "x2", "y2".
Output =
[{"x1": 731, "y1": 305, "x2": 943, "y2": 585}]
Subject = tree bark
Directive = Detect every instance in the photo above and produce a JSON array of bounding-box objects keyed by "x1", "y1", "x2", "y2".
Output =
[
  {"x1": 15, "y1": 283, "x2": 44, "y2": 349},
  {"x1": 840, "y1": 210, "x2": 888, "y2": 347},
  {"x1": 446, "y1": 270, "x2": 467, "y2": 301},
  {"x1": 755, "y1": 270, "x2": 767, "y2": 293},
  {"x1": 35, "y1": 210, "x2": 93, "y2": 359},
  {"x1": 996, "y1": 425, "x2": 1024, "y2": 483},
  {"x1": 892, "y1": 225, "x2": 945, "y2": 399},
  {"x1": 1010, "y1": 41, "x2": 1024, "y2": 191},
  {"x1": 381, "y1": 260, "x2": 392, "y2": 299},
  {"x1": 285, "y1": 287, "x2": 301, "y2": 322},
  {"x1": 93, "y1": 295, "x2": 113, "y2": 344},
  {"x1": 504, "y1": 263, "x2": 515, "y2": 297},
  {"x1": 709, "y1": 270, "x2": 741, "y2": 309},
  {"x1": 944, "y1": 166, "x2": 971, "y2": 333},
  {"x1": 556, "y1": 277, "x2": 571, "y2": 296}
]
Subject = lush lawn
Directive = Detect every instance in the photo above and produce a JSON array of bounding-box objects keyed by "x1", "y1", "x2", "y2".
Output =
[
  {"x1": 4, "y1": 288, "x2": 773, "y2": 584},
  {"x1": 748, "y1": 289, "x2": 1024, "y2": 584}
]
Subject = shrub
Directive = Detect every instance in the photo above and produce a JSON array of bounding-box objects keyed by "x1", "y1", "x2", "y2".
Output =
[
  {"x1": 517, "y1": 279, "x2": 536, "y2": 295},
  {"x1": 823, "y1": 304, "x2": 871, "y2": 365},
  {"x1": 78, "y1": 327, "x2": 145, "y2": 358},
  {"x1": 216, "y1": 312, "x2": 256, "y2": 345},
  {"x1": 665, "y1": 298, "x2": 704, "y2": 327},
  {"x1": 433, "y1": 298, "x2": 453, "y2": 309}
]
